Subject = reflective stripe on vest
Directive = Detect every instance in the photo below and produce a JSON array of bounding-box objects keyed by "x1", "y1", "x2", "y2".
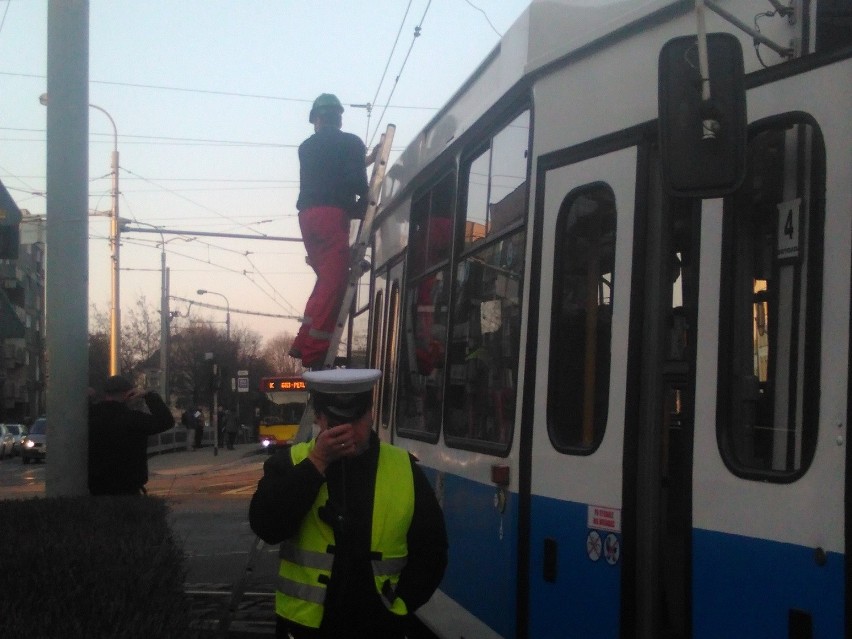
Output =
[{"x1": 275, "y1": 440, "x2": 414, "y2": 627}]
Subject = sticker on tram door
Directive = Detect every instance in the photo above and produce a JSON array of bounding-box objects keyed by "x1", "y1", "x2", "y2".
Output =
[
  {"x1": 586, "y1": 530, "x2": 602, "y2": 562},
  {"x1": 604, "y1": 533, "x2": 621, "y2": 565},
  {"x1": 587, "y1": 505, "x2": 621, "y2": 533}
]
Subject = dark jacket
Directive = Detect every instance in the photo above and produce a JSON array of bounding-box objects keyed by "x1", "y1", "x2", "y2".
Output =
[
  {"x1": 249, "y1": 432, "x2": 448, "y2": 638},
  {"x1": 296, "y1": 127, "x2": 369, "y2": 217},
  {"x1": 88, "y1": 392, "x2": 174, "y2": 495}
]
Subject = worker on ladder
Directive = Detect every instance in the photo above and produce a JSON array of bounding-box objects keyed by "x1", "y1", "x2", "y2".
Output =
[{"x1": 289, "y1": 93, "x2": 370, "y2": 368}]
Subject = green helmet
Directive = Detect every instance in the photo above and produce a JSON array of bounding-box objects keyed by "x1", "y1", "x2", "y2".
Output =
[{"x1": 309, "y1": 93, "x2": 344, "y2": 124}]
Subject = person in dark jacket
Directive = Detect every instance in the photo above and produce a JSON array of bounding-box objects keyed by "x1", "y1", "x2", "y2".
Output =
[
  {"x1": 88, "y1": 375, "x2": 174, "y2": 496},
  {"x1": 249, "y1": 369, "x2": 448, "y2": 638},
  {"x1": 287, "y1": 93, "x2": 370, "y2": 368}
]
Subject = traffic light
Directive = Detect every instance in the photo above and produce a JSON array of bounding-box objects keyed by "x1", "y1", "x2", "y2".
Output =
[
  {"x1": 209, "y1": 362, "x2": 220, "y2": 391},
  {"x1": 0, "y1": 179, "x2": 22, "y2": 260},
  {"x1": 201, "y1": 353, "x2": 220, "y2": 392}
]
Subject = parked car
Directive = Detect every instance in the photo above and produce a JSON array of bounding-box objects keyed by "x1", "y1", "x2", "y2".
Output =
[
  {"x1": 0, "y1": 424, "x2": 13, "y2": 459},
  {"x1": 4, "y1": 423, "x2": 27, "y2": 456},
  {"x1": 20, "y1": 417, "x2": 46, "y2": 464}
]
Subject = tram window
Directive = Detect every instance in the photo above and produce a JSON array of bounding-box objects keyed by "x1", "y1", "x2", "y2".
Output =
[
  {"x1": 369, "y1": 289, "x2": 384, "y2": 368},
  {"x1": 463, "y1": 110, "x2": 529, "y2": 249},
  {"x1": 409, "y1": 172, "x2": 455, "y2": 277},
  {"x1": 548, "y1": 184, "x2": 616, "y2": 453},
  {"x1": 445, "y1": 230, "x2": 525, "y2": 450},
  {"x1": 381, "y1": 282, "x2": 401, "y2": 427},
  {"x1": 396, "y1": 267, "x2": 450, "y2": 440},
  {"x1": 718, "y1": 118, "x2": 824, "y2": 480}
]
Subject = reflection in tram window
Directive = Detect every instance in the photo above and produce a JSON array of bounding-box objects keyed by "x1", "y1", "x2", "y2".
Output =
[
  {"x1": 409, "y1": 172, "x2": 454, "y2": 277},
  {"x1": 397, "y1": 268, "x2": 450, "y2": 439},
  {"x1": 548, "y1": 185, "x2": 616, "y2": 452},
  {"x1": 719, "y1": 119, "x2": 824, "y2": 479},
  {"x1": 445, "y1": 231, "x2": 525, "y2": 448},
  {"x1": 398, "y1": 172, "x2": 456, "y2": 440},
  {"x1": 464, "y1": 111, "x2": 529, "y2": 249}
]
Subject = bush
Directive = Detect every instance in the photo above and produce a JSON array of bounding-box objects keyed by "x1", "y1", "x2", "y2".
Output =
[{"x1": 0, "y1": 495, "x2": 194, "y2": 639}]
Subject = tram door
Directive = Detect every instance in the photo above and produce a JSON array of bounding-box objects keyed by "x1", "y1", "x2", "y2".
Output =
[{"x1": 527, "y1": 143, "x2": 696, "y2": 638}]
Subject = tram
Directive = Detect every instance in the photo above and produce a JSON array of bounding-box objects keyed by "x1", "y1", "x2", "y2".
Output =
[{"x1": 344, "y1": 1, "x2": 851, "y2": 637}]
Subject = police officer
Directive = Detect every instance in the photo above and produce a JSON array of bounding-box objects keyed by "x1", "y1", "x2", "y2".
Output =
[
  {"x1": 288, "y1": 93, "x2": 370, "y2": 368},
  {"x1": 249, "y1": 369, "x2": 448, "y2": 638}
]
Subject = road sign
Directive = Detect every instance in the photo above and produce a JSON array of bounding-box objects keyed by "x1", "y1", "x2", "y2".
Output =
[{"x1": 237, "y1": 377, "x2": 249, "y2": 393}]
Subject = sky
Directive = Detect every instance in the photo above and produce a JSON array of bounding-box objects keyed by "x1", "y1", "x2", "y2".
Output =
[{"x1": 0, "y1": 0, "x2": 531, "y2": 345}]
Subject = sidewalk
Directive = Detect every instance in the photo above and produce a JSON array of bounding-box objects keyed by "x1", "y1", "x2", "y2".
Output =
[{"x1": 148, "y1": 443, "x2": 267, "y2": 479}]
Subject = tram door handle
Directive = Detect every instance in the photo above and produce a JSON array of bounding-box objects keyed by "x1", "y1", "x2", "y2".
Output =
[{"x1": 543, "y1": 537, "x2": 558, "y2": 582}]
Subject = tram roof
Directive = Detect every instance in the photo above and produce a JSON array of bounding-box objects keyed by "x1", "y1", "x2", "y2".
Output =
[{"x1": 383, "y1": 0, "x2": 685, "y2": 201}]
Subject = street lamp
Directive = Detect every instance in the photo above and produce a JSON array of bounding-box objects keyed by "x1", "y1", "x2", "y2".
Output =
[
  {"x1": 40, "y1": 93, "x2": 121, "y2": 375},
  {"x1": 197, "y1": 289, "x2": 230, "y2": 341}
]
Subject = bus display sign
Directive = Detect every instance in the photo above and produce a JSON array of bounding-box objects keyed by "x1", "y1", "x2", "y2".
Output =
[{"x1": 261, "y1": 377, "x2": 306, "y2": 392}]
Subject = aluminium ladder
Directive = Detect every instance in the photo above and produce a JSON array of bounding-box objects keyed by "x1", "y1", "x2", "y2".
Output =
[{"x1": 217, "y1": 123, "x2": 395, "y2": 637}]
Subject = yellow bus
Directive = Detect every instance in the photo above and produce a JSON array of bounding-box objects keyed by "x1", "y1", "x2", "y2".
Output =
[{"x1": 258, "y1": 376, "x2": 308, "y2": 451}]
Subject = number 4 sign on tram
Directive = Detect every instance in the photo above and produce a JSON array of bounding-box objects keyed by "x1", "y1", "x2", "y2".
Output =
[{"x1": 776, "y1": 198, "x2": 802, "y2": 262}]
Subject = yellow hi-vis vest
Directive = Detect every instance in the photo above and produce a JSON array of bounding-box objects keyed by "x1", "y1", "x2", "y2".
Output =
[{"x1": 275, "y1": 440, "x2": 415, "y2": 629}]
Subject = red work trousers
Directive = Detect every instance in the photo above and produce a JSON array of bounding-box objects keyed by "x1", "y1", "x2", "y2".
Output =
[{"x1": 293, "y1": 206, "x2": 349, "y2": 366}]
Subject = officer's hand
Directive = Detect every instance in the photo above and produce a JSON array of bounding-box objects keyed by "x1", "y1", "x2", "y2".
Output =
[{"x1": 308, "y1": 423, "x2": 355, "y2": 474}]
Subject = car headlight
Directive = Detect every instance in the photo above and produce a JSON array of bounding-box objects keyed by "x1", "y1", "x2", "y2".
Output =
[{"x1": 24, "y1": 440, "x2": 34, "y2": 449}]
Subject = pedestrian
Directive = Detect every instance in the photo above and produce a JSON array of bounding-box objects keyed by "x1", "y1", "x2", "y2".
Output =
[
  {"x1": 88, "y1": 375, "x2": 175, "y2": 496},
  {"x1": 217, "y1": 405, "x2": 225, "y2": 448},
  {"x1": 223, "y1": 408, "x2": 239, "y2": 450},
  {"x1": 287, "y1": 93, "x2": 370, "y2": 368},
  {"x1": 249, "y1": 368, "x2": 448, "y2": 638},
  {"x1": 183, "y1": 406, "x2": 204, "y2": 449}
]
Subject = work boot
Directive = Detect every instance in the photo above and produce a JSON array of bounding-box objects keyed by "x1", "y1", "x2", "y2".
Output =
[{"x1": 301, "y1": 351, "x2": 329, "y2": 369}]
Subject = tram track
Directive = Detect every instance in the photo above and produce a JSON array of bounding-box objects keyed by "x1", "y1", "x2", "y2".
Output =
[{"x1": 185, "y1": 583, "x2": 275, "y2": 637}]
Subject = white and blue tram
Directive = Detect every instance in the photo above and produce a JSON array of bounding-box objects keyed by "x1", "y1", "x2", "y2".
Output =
[{"x1": 346, "y1": 1, "x2": 852, "y2": 637}]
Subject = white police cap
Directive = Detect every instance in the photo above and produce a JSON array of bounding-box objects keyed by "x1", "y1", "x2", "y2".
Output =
[{"x1": 302, "y1": 368, "x2": 381, "y2": 394}]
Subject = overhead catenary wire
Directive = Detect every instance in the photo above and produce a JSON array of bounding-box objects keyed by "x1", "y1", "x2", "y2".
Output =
[
  {"x1": 169, "y1": 295, "x2": 301, "y2": 321},
  {"x1": 462, "y1": 0, "x2": 503, "y2": 38},
  {"x1": 117, "y1": 233, "x2": 305, "y2": 318},
  {"x1": 0, "y1": 72, "x2": 438, "y2": 113},
  {"x1": 0, "y1": 1, "x2": 11, "y2": 39},
  {"x1": 362, "y1": 0, "x2": 415, "y2": 143},
  {"x1": 368, "y1": 0, "x2": 433, "y2": 147}
]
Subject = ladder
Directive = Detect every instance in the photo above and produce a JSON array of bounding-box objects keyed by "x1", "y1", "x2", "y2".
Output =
[{"x1": 217, "y1": 124, "x2": 395, "y2": 638}]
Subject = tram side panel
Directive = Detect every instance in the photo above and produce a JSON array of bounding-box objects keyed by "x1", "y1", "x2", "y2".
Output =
[{"x1": 691, "y1": 59, "x2": 851, "y2": 638}]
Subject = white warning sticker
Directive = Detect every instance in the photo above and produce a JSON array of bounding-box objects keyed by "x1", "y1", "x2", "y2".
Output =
[
  {"x1": 587, "y1": 505, "x2": 621, "y2": 533},
  {"x1": 604, "y1": 533, "x2": 621, "y2": 565},
  {"x1": 586, "y1": 530, "x2": 602, "y2": 562}
]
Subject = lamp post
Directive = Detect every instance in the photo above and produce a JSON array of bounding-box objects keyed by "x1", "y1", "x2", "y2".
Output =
[
  {"x1": 124, "y1": 222, "x2": 181, "y2": 399},
  {"x1": 197, "y1": 289, "x2": 230, "y2": 341},
  {"x1": 39, "y1": 93, "x2": 121, "y2": 375}
]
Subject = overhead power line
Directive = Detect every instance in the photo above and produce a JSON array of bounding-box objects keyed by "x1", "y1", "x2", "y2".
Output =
[
  {"x1": 368, "y1": 0, "x2": 433, "y2": 146},
  {"x1": 0, "y1": 71, "x2": 437, "y2": 112},
  {"x1": 170, "y1": 295, "x2": 301, "y2": 321}
]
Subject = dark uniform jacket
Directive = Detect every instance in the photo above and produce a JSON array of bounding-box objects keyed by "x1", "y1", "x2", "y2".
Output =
[
  {"x1": 296, "y1": 127, "x2": 369, "y2": 217},
  {"x1": 88, "y1": 392, "x2": 174, "y2": 495},
  {"x1": 249, "y1": 432, "x2": 448, "y2": 638}
]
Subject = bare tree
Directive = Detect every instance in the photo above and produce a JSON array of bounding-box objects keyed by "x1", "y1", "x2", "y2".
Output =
[
  {"x1": 121, "y1": 295, "x2": 159, "y2": 374},
  {"x1": 261, "y1": 332, "x2": 303, "y2": 376},
  {"x1": 90, "y1": 295, "x2": 160, "y2": 378}
]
